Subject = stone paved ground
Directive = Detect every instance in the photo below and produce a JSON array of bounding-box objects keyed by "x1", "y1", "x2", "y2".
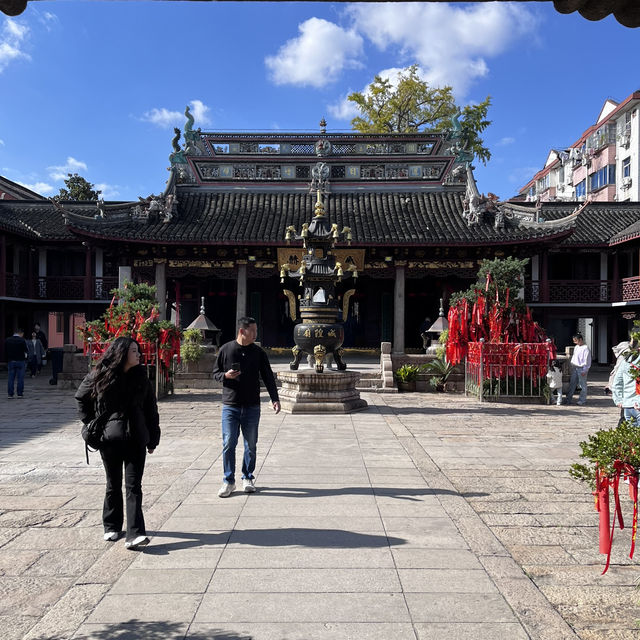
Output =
[{"x1": 0, "y1": 366, "x2": 637, "y2": 639}]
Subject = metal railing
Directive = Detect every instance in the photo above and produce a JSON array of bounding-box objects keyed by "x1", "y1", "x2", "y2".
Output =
[
  {"x1": 2, "y1": 275, "x2": 118, "y2": 300},
  {"x1": 465, "y1": 340, "x2": 552, "y2": 402}
]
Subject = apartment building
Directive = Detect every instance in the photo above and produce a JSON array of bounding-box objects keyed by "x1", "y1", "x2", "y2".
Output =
[{"x1": 519, "y1": 91, "x2": 640, "y2": 204}]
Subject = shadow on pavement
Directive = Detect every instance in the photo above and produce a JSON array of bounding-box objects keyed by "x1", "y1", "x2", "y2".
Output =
[
  {"x1": 56, "y1": 620, "x2": 251, "y2": 640},
  {"x1": 257, "y1": 486, "x2": 488, "y2": 500},
  {"x1": 145, "y1": 528, "x2": 406, "y2": 554}
]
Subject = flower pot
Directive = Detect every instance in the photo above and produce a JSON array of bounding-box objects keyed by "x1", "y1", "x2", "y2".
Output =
[{"x1": 397, "y1": 381, "x2": 416, "y2": 392}]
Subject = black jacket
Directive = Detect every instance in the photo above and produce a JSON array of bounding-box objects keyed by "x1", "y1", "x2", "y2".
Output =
[
  {"x1": 212, "y1": 341, "x2": 279, "y2": 406},
  {"x1": 75, "y1": 365, "x2": 160, "y2": 449},
  {"x1": 5, "y1": 335, "x2": 28, "y2": 362}
]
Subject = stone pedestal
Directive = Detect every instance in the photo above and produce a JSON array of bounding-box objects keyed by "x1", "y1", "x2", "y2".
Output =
[{"x1": 277, "y1": 370, "x2": 368, "y2": 414}]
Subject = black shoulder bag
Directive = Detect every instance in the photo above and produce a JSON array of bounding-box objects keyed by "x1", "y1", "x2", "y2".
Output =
[{"x1": 81, "y1": 411, "x2": 110, "y2": 464}]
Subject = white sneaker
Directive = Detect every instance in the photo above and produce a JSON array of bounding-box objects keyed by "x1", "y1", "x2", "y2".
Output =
[
  {"x1": 103, "y1": 531, "x2": 119, "y2": 542},
  {"x1": 125, "y1": 535, "x2": 150, "y2": 550},
  {"x1": 243, "y1": 478, "x2": 256, "y2": 493},
  {"x1": 218, "y1": 482, "x2": 235, "y2": 498}
]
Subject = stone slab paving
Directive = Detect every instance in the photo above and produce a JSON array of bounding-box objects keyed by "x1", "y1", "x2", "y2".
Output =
[{"x1": 0, "y1": 368, "x2": 636, "y2": 639}]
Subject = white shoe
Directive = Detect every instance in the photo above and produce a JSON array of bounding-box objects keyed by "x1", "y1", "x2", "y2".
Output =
[
  {"x1": 103, "y1": 531, "x2": 119, "y2": 542},
  {"x1": 218, "y1": 482, "x2": 235, "y2": 498},
  {"x1": 125, "y1": 535, "x2": 149, "y2": 550},
  {"x1": 243, "y1": 478, "x2": 256, "y2": 493}
]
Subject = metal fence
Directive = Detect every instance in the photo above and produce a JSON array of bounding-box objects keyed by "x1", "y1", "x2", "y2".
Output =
[{"x1": 465, "y1": 340, "x2": 552, "y2": 402}]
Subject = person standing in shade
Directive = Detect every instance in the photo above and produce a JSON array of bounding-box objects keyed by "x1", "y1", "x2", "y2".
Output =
[
  {"x1": 566, "y1": 333, "x2": 591, "y2": 406},
  {"x1": 26, "y1": 330, "x2": 46, "y2": 378},
  {"x1": 6, "y1": 329, "x2": 28, "y2": 398},
  {"x1": 33, "y1": 322, "x2": 48, "y2": 373},
  {"x1": 75, "y1": 337, "x2": 160, "y2": 549},
  {"x1": 212, "y1": 316, "x2": 280, "y2": 498}
]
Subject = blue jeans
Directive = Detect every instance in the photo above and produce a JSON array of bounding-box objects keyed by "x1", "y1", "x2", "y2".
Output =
[
  {"x1": 566, "y1": 366, "x2": 588, "y2": 404},
  {"x1": 624, "y1": 408, "x2": 640, "y2": 425},
  {"x1": 221, "y1": 404, "x2": 260, "y2": 484},
  {"x1": 8, "y1": 361, "x2": 26, "y2": 397}
]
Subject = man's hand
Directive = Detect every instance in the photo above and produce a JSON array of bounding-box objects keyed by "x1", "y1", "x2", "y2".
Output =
[
  {"x1": 225, "y1": 369, "x2": 241, "y2": 379},
  {"x1": 147, "y1": 448, "x2": 155, "y2": 454},
  {"x1": 272, "y1": 401, "x2": 281, "y2": 414}
]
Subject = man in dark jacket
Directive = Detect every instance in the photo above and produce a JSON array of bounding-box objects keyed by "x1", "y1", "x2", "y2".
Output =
[
  {"x1": 6, "y1": 329, "x2": 28, "y2": 398},
  {"x1": 212, "y1": 316, "x2": 280, "y2": 497}
]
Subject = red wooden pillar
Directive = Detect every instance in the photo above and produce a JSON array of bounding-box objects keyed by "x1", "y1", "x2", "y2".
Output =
[
  {"x1": 84, "y1": 246, "x2": 92, "y2": 300},
  {"x1": 0, "y1": 234, "x2": 6, "y2": 297}
]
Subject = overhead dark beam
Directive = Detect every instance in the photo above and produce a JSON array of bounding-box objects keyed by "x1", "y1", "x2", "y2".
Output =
[{"x1": 1, "y1": 1, "x2": 638, "y2": 28}]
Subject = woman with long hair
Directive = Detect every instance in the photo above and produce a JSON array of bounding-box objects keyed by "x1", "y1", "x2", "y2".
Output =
[{"x1": 75, "y1": 337, "x2": 160, "y2": 549}]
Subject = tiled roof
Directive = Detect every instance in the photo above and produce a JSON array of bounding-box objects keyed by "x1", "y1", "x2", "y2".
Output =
[
  {"x1": 538, "y1": 202, "x2": 640, "y2": 246},
  {"x1": 61, "y1": 190, "x2": 574, "y2": 246},
  {"x1": 0, "y1": 201, "x2": 75, "y2": 240}
]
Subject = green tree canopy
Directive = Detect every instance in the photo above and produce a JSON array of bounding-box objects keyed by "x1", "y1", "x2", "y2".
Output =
[
  {"x1": 348, "y1": 65, "x2": 492, "y2": 165},
  {"x1": 55, "y1": 173, "x2": 101, "y2": 201},
  {"x1": 450, "y1": 257, "x2": 530, "y2": 312}
]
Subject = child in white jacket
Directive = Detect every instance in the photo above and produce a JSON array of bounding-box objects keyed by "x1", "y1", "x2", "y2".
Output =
[{"x1": 547, "y1": 360, "x2": 563, "y2": 406}]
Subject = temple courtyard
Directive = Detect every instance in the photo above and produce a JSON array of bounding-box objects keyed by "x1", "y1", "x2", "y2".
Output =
[{"x1": 0, "y1": 364, "x2": 637, "y2": 640}]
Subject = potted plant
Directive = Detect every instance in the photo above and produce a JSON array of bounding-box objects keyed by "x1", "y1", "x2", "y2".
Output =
[
  {"x1": 394, "y1": 364, "x2": 419, "y2": 392},
  {"x1": 421, "y1": 356, "x2": 454, "y2": 391},
  {"x1": 181, "y1": 328, "x2": 205, "y2": 370}
]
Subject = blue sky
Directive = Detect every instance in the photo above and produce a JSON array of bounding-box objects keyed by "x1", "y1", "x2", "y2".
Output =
[{"x1": 0, "y1": 1, "x2": 638, "y2": 201}]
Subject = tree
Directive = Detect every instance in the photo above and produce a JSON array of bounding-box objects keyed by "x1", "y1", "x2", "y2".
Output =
[
  {"x1": 55, "y1": 173, "x2": 101, "y2": 201},
  {"x1": 450, "y1": 257, "x2": 529, "y2": 312},
  {"x1": 348, "y1": 65, "x2": 492, "y2": 165}
]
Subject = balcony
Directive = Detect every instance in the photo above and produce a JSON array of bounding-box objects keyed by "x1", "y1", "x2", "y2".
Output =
[
  {"x1": 2, "y1": 275, "x2": 118, "y2": 300},
  {"x1": 524, "y1": 280, "x2": 614, "y2": 304}
]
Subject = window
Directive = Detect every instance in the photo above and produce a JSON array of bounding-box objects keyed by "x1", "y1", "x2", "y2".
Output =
[
  {"x1": 588, "y1": 164, "x2": 615, "y2": 191},
  {"x1": 575, "y1": 180, "x2": 586, "y2": 198},
  {"x1": 537, "y1": 174, "x2": 550, "y2": 191},
  {"x1": 623, "y1": 157, "x2": 631, "y2": 178}
]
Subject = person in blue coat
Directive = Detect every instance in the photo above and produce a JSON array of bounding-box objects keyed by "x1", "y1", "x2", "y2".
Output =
[{"x1": 611, "y1": 340, "x2": 640, "y2": 424}]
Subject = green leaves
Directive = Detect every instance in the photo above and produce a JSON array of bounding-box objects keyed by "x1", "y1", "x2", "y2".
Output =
[
  {"x1": 348, "y1": 65, "x2": 492, "y2": 165},
  {"x1": 55, "y1": 173, "x2": 101, "y2": 201},
  {"x1": 394, "y1": 364, "x2": 419, "y2": 383},
  {"x1": 569, "y1": 420, "x2": 640, "y2": 490}
]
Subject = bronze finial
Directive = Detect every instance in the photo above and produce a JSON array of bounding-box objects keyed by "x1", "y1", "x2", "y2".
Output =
[
  {"x1": 319, "y1": 117, "x2": 327, "y2": 135},
  {"x1": 314, "y1": 189, "x2": 325, "y2": 217}
]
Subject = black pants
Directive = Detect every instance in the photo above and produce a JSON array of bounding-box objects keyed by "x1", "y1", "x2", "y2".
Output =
[{"x1": 100, "y1": 441, "x2": 146, "y2": 541}]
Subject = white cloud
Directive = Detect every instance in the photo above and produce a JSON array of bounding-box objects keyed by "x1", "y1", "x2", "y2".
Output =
[
  {"x1": 347, "y1": 2, "x2": 536, "y2": 98},
  {"x1": 0, "y1": 18, "x2": 31, "y2": 73},
  {"x1": 497, "y1": 136, "x2": 515, "y2": 146},
  {"x1": 141, "y1": 99, "x2": 212, "y2": 128},
  {"x1": 265, "y1": 17, "x2": 363, "y2": 88},
  {"x1": 327, "y1": 93, "x2": 360, "y2": 122},
  {"x1": 47, "y1": 157, "x2": 88, "y2": 181},
  {"x1": 18, "y1": 181, "x2": 55, "y2": 195},
  {"x1": 141, "y1": 107, "x2": 183, "y2": 128},
  {"x1": 0, "y1": 139, "x2": 4, "y2": 146},
  {"x1": 189, "y1": 99, "x2": 211, "y2": 126},
  {"x1": 94, "y1": 183, "x2": 120, "y2": 199}
]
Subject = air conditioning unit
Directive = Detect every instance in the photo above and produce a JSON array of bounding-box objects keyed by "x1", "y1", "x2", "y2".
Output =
[
  {"x1": 621, "y1": 134, "x2": 631, "y2": 148},
  {"x1": 622, "y1": 176, "x2": 632, "y2": 188}
]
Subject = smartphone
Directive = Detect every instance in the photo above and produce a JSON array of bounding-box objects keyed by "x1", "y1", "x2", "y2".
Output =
[{"x1": 231, "y1": 362, "x2": 241, "y2": 372}]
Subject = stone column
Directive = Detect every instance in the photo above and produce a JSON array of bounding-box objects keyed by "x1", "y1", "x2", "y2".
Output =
[
  {"x1": 393, "y1": 263, "x2": 406, "y2": 354},
  {"x1": 598, "y1": 316, "x2": 608, "y2": 365},
  {"x1": 236, "y1": 261, "x2": 247, "y2": 326},
  {"x1": 37, "y1": 248, "x2": 46, "y2": 299},
  {"x1": 94, "y1": 248, "x2": 104, "y2": 299},
  {"x1": 155, "y1": 261, "x2": 167, "y2": 319},
  {"x1": 118, "y1": 265, "x2": 132, "y2": 290},
  {"x1": 600, "y1": 252, "x2": 608, "y2": 302},
  {"x1": 530, "y1": 255, "x2": 539, "y2": 302}
]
